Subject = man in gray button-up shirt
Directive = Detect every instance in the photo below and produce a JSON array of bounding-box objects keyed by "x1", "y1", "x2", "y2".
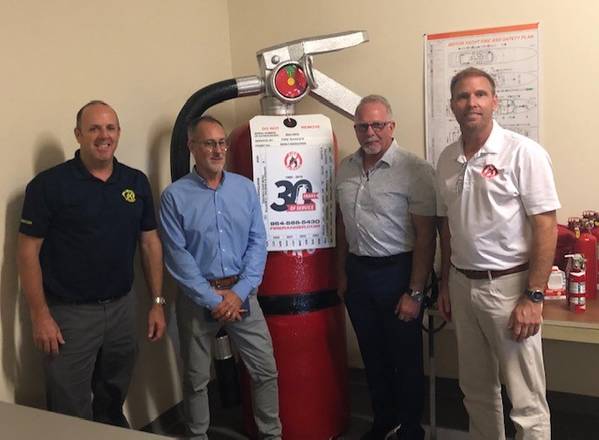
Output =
[{"x1": 336, "y1": 95, "x2": 436, "y2": 440}]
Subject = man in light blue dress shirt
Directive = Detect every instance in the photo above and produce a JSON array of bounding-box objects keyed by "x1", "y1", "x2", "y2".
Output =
[{"x1": 159, "y1": 115, "x2": 281, "y2": 440}]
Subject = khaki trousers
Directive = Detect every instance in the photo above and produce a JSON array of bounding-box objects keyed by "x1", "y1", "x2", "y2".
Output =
[{"x1": 449, "y1": 267, "x2": 550, "y2": 440}]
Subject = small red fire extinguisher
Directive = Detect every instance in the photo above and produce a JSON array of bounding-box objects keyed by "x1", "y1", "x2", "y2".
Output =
[
  {"x1": 571, "y1": 218, "x2": 597, "y2": 299},
  {"x1": 583, "y1": 210, "x2": 599, "y2": 292},
  {"x1": 565, "y1": 253, "x2": 586, "y2": 313}
]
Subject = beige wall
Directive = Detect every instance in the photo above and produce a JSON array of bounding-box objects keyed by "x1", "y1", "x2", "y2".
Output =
[
  {"x1": 2, "y1": 0, "x2": 599, "y2": 427},
  {"x1": 227, "y1": 0, "x2": 599, "y2": 395},
  {"x1": 0, "y1": 0, "x2": 235, "y2": 427}
]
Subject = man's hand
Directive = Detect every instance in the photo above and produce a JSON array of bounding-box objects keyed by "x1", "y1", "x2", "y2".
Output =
[
  {"x1": 395, "y1": 293, "x2": 421, "y2": 321},
  {"x1": 508, "y1": 297, "x2": 543, "y2": 342},
  {"x1": 438, "y1": 283, "x2": 452, "y2": 322},
  {"x1": 147, "y1": 304, "x2": 166, "y2": 341},
  {"x1": 32, "y1": 309, "x2": 65, "y2": 355},
  {"x1": 212, "y1": 289, "x2": 243, "y2": 322}
]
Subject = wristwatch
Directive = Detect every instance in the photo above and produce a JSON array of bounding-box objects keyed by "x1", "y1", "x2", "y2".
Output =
[
  {"x1": 153, "y1": 296, "x2": 166, "y2": 305},
  {"x1": 408, "y1": 288, "x2": 424, "y2": 304},
  {"x1": 525, "y1": 289, "x2": 544, "y2": 303}
]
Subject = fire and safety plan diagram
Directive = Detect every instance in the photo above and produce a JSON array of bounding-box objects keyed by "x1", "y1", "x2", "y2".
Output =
[{"x1": 425, "y1": 23, "x2": 540, "y2": 166}]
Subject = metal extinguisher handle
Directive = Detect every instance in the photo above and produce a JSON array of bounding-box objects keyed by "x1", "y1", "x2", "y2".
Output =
[
  {"x1": 170, "y1": 31, "x2": 369, "y2": 181},
  {"x1": 257, "y1": 30, "x2": 368, "y2": 118}
]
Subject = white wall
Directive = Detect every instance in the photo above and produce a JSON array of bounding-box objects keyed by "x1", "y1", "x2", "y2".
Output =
[{"x1": 0, "y1": 0, "x2": 234, "y2": 427}]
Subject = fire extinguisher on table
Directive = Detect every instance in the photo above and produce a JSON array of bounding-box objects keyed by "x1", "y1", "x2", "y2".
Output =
[
  {"x1": 572, "y1": 219, "x2": 597, "y2": 299},
  {"x1": 565, "y1": 254, "x2": 586, "y2": 313},
  {"x1": 582, "y1": 210, "x2": 599, "y2": 293}
]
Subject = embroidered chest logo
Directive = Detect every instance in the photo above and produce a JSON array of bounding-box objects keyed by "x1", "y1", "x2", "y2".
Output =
[
  {"x1": 481, "y1": 164, "x2": 499, "y2": 179},
  {"x1": 122, "y1": 189, "x2": 136, "y2": 203}
]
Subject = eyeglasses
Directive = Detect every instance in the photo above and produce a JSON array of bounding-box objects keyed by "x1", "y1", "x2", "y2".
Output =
[
  {"x1": 190, "y1": 139, "x2": 229, "y2": 152},
  {"x1": 353, "y1": 121, "x2": 392, "y2": 133}
]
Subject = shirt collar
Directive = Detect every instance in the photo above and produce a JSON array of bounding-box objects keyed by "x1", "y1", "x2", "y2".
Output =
[
  {"x1": 71, "y1": 149, "x2": 121, "y2": 182},
  {"x1": 455, "y1": 120, "x2": 502, "y2": 163},
  {"x1": 190, "y1": 167, "x2": 226, "y2": 189},
  {"x1": 349, "y1": 139, "x2": 400, "y2": 169}
]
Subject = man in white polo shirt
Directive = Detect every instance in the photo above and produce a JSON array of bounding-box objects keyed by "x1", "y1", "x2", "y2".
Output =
[{"x1": 436, "y1": 67, "x2": 559, "y2": 439}]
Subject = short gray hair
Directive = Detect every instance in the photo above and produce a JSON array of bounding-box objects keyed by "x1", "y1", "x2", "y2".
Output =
[
  {"x1": 187, "y1": 114, "x2": 224, "y2": 138},
  {"x1": 355, "y1": 94, "x2": 393, "y2": 119}
]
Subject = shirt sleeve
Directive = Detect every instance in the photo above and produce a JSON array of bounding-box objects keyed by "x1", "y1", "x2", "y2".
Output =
[
  {"x1": 231, "y1": 183, "x2": 267, "y2": 301},
  {"x1": 138, "y1": 172, "x2": 157, "y2": 231},
  {"x1": 19, "y1": 175, "x2": 51, "y2": 238},
  {"x1": 408, "y1": 161, "x2": 437, "y2": 216},
  {"x1": 159, "y1": 189, "x2": 223, "y2": 309},
  {"x1": 516, "y1": 143, "x2": 561, "y2": 216}
]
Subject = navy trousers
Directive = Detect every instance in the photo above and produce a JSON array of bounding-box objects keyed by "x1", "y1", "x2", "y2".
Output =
[{"x1": 345, "y1": 253, "x2": 424, "y2": 440}]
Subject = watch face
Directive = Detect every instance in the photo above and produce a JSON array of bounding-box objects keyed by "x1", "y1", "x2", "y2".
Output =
[{"x1": 528, "y1": 290, "x2": 544, "y2": 302}]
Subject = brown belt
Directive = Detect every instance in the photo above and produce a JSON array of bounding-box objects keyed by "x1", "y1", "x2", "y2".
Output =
[
  {"x1": 208, "y1": 275, "x2": 239, "y2": 290},
  {"x1": 453, "y1": 263, "x2": 529, "y2": 280}
]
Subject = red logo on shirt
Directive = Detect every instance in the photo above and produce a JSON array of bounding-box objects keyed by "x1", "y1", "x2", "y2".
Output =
[{"x1": 481, "y1": 164, "x2": 498, "y2": 179}]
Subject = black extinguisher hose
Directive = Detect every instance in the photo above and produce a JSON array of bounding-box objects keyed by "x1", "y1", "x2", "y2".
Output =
[
  {"x1": 170, "y1": 76, "x2": 264, "y2": 182},
  {"x1": 170, "y1": 79, "x2": 238, "y2": 181}
]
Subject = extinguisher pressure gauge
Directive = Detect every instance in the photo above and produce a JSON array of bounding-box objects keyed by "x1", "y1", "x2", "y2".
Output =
[{"x1": 271, "y1": 62, "x2": 309, "y2": 103}]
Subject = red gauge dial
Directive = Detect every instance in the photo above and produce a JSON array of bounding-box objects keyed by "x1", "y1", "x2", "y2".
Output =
[{"x1": 274, "y1": 64, "x2": 308, "y2": 99}]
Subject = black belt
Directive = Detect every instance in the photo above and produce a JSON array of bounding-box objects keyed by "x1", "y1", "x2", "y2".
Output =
[
  {"x1": 349, "y1": 252, "x2": 412, "y2": 267},
  {"x1": 47, "y1": 294, "x2": 125, "y2": 305},
  {"x1": 453, "y1": 263, "x2": 529, "y2": 280}
]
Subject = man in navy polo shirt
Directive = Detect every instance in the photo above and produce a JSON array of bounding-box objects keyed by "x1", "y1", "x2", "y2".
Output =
[{"x1": 17, "y1": 100, "x2": 166, "y2": 426}]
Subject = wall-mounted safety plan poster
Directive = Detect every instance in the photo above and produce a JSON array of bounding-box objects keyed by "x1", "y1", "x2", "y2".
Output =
[
  {"x1": 425, "y1": 23, "x2": 540, "y2": 167},
  {"x1": 250, "y1": 114, "x2": 335, "y2": 251}
]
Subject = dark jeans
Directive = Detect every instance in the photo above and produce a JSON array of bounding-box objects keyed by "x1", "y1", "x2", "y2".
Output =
[
  {"x1": 44, "y1": 293, "x2": 137, "y2": 427},
  {"x1": 345, "y1": 253, "x2": 424, "y2": 440}
]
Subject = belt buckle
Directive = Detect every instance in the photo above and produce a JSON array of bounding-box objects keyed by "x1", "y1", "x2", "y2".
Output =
[{"x1": 97, "y1": 298, "x2": 112, "y2": 304}]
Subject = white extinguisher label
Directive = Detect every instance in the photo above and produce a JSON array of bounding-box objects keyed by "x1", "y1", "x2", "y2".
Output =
[
  {"x1": 568, "y1": 281, "x2": 585, "y2": 294},
  {"x1": 250, "y1": 115, "x2": 335, "y2": 251}
]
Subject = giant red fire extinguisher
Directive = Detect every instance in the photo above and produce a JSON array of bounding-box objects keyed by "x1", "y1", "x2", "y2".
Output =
[{"x1": 169, "y1": 31, "x2": 369, "y2": 440}]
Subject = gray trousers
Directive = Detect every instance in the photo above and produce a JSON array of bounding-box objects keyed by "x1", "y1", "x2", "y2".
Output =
[
  {"x1": 176, "y1": 293, "x2": 281, "y2": 440},
  {"x1": 44, "y1": 293, "x2": 137, "y2": 427}
]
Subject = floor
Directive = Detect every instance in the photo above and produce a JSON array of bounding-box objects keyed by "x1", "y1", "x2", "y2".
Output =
[{"x1": 143, "y1": 369, "x2": 599, "y2": 440}]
